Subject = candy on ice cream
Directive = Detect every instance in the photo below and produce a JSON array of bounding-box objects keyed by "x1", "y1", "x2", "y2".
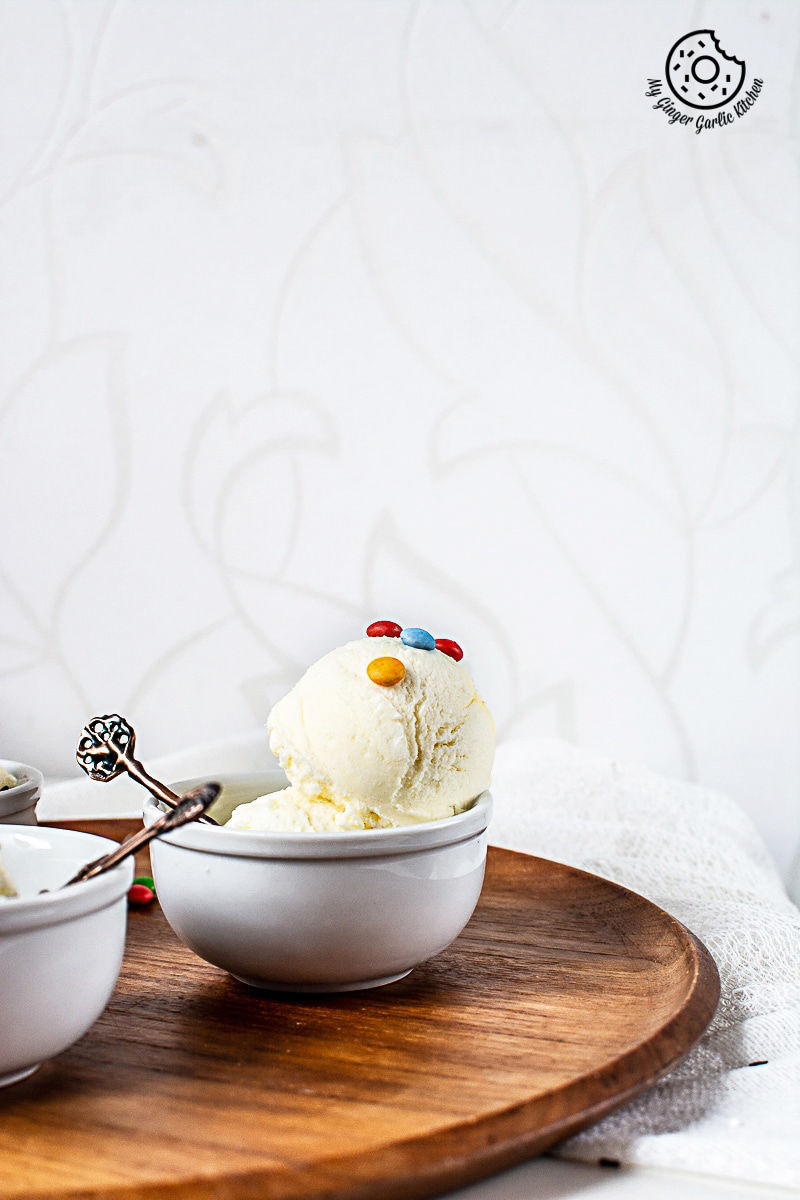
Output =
[{"x1": 227, "y1": 625, "x2": 495, "y2": 833}]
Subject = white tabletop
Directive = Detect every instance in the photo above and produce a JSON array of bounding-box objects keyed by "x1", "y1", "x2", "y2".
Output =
[{"x1": 442, "y1": 1156, "x2": 800, "y2": 1199}]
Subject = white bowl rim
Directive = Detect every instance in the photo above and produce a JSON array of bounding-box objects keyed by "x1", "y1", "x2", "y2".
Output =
[
  {"x1": 143, "y1": 778, "x2": 492, "y2": 861},
  {"x1": 0, "y1": 826, "x2": 133, "y2": 933}
]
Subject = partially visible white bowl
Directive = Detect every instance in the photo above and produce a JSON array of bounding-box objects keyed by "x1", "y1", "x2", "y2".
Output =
[
  {"x1": 0, "y1": 826, "x2": 133, "y2": 1087},
  {"x1": 144, "y1": 771, "x2": 492, "y2": 992},
  {"x1": 0, "y1": 760, "x2": 43, "y2": 825}
]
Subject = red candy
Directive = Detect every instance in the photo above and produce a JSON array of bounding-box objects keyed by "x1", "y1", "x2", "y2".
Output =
[
  {"x1": 367, "y1": 620, "x2": 402, "y2": 638},
  {"x1": 435, "y1": 638, "x2": 463, "y2": 662},
  {"x1": 127, "y1": 883, "x2": 155, "y2": 907}
]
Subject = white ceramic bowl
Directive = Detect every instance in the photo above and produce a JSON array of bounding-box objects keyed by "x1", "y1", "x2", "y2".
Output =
[
  {"x1": 144, "y1": 771, "x2": 492, "y2": 992},
  {"x1": 0, "y1": 760, "x2": 43, "y2": 825},
  {"x1": 0, "y1": 826, "x2": 133, "y2": 1087}
]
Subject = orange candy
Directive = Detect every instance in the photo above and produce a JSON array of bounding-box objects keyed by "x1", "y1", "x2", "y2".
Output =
[{"x1": 366, "y1": 656, "x2": 406, "y2": 687}]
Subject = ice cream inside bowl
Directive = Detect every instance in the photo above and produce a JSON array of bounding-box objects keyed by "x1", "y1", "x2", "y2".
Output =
[
  {"x1": 0, "y1": 760, "x2": 43, "y2": 825},
  {"x1": 228, "y1": 633, "x2": 495, "y2": 833},
  {"x1": 144, "y1": 623, "x2": 496, "y2": 991}
]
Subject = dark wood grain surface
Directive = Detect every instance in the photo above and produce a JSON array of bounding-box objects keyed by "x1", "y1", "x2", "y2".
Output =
[{"x1": 0, "y1": 841, "x2": 719, "y2": 1200}]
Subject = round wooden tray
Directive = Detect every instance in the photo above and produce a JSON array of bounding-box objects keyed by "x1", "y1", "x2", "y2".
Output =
[{"x1": 0, "y1": 843, "x2": 719, "y2": 1200}]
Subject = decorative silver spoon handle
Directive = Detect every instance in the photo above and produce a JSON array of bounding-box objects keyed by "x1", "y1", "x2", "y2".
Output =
[
  {"x1": 76, "y1": 714, "x2": 220, "y2": 826},
  {"x1": 62, "y1": 781, "x2": 221, "y2": 888}
]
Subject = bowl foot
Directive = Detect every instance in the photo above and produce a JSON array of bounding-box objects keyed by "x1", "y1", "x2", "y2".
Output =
[
  {"x1": 232, "y1": 969, "x2": 413, "y2": 992},
  {"x1": 0, "y1": 1063, "x2": 39, "y2": 1088}
]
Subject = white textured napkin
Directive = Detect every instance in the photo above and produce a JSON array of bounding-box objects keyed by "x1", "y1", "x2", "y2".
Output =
[
  {"x1": 490, "y1": 739, "x2": 800, "y2": 1190},
  {"x1": 40, "y1": 735, "x2": 800, "y2": 1188}
]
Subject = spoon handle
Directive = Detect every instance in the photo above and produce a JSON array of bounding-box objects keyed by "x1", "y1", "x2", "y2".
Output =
[
  {"x1": 62, "y1": 782, "x2": 221, "y2": 888},
  {"x1": 76, "y1": 715, "x2": 220, "y2": 825},
  {"x1": 124, "y1": 754, "x2": 220, "y2": 826}
]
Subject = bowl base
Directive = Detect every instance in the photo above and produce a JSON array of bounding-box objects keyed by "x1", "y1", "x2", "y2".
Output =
[
  {"x1": 0, "y1": 1063, "x2": 39, "y2": 1089},
  {"x1": 232, "y1": 968, "x2": 412, "y2": 993}
]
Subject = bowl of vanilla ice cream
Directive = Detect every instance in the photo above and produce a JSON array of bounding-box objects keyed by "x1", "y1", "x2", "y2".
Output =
[{"x1": 143, "y1": 622, "x2": 495, "y2": 992}]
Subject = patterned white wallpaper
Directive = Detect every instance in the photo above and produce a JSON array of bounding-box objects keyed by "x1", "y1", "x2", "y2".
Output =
[{"x1": 1, "y1": 1, "x2": 798, "y2": 878}]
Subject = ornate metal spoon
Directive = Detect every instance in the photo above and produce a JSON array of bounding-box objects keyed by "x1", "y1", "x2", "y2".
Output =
[
  {"x1": 76, "y1": 714, "x2": 220, "y2": 826},
  {"x1": 60, "y1": 781, "x2": 220, "y2": 888}
]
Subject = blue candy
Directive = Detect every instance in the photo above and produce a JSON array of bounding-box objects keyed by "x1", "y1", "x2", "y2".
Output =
[{"x1": 400, "y1": 627, "x2": 435, "y2": 651}]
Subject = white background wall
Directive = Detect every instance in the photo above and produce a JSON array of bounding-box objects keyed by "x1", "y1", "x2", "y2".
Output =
[{"x1": 1, "y1": 1, "x2": 798, "y2": 878}]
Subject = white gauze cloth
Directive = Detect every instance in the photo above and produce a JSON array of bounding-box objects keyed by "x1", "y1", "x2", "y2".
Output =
[
  {"x1": 489, "y1": 739, "x2": 800, "y2": 1190},
  {"x1": 40, "y1": 734, "x2": 800, "y2": 1188}
]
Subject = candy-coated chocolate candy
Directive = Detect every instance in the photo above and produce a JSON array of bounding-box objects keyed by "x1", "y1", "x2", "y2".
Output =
[
  {"x1": 435, "y1": 638, "x2": 463, "y2": 662},
  {"x1": 366, "y1": 620, "x2": 402, "y2": 638},
  {"x1": 133, "y1": 875, "x2": 155, "y2": 891},
  {"x1": 400, "y1": 627, "x2": 435, "y2": 651},
  {"x1": 366, "y1": 656, "x2": 406, "y2": 686},
  {"x1": 128, "y1": 883, "x2": 155, "y2": 906}
]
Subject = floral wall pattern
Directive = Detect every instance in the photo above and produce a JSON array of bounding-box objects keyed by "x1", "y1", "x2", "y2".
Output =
[{"x1": 1, "y1": 1, "x2": 798, "y2": 877}]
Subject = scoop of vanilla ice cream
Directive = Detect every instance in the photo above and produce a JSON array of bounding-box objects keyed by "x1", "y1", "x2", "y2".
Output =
[
  {"x1": 226, "y1": 786, "x2": 388, "y2": 833},
  {"x1": 230, "y1": 636, "x2": 494, "y2": 832}
]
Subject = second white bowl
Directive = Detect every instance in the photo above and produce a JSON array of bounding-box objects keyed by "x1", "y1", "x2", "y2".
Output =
[
  {"x1": 144, "y1": 771, "x2": 492, "y2": 992},
  {"x1": 0, "y1": 826, "x2": 132, "y2": 1087}
]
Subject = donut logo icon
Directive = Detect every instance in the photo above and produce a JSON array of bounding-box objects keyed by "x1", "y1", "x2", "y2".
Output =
[{"x1": 665, "y1": 30, "x2": 745, "y2": 109}]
